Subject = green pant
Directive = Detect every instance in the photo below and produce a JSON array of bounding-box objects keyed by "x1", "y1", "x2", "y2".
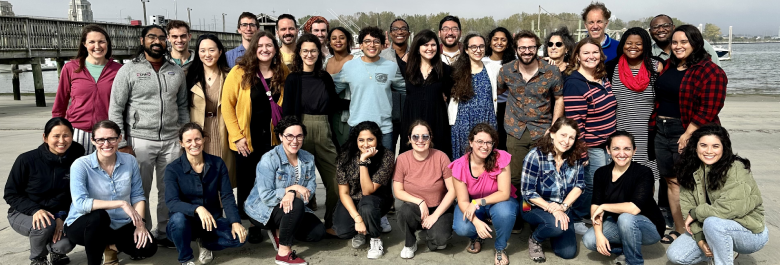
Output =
[
  {"x1": 330, "y1": 113, "x2": 350, "y2": 148},
  {"x1": 302, "y1": 114, "x2": 339, "y2": 229},
  {"x1": 506, "y1": 129, "x2": 534, "y2": 188}
]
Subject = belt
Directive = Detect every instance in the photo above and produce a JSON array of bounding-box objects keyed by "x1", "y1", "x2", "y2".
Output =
[{"x1": 205, "y1": 112, "x2": 217, "y2": 118}]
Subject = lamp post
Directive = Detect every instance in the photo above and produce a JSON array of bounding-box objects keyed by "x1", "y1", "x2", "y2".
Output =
[
  {"x1": 222, "y1": 13, "x2": 227, "y2": 32},
  {"x1": 140, "y1": 0, "x2": 150, "y2": 26},
  {"x1": 187, "y1": 7, "x2": 192, "y2": 26}
]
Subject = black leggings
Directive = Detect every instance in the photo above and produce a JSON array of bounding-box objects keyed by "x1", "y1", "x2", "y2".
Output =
[
  {"x1": 332, "y1": 195, "x2": 391, "y2": 239},
  {"x1": 248, "y1": 198, "x2": 325, "y2": 247},
  {"x1": 65, "y1": 210, "x2": 158, "y2": 265},
  {"x1": 235, "y1": 150, "x2": 264, "y2": 219}
]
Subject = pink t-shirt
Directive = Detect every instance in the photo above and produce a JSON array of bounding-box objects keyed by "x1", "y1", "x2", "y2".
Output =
[
  {"x1": 393, "y1": 149, "x2": 452, "y2": 207},
  {"x1": 449, "y1": 150, "x2": 517, "y2": 199}
]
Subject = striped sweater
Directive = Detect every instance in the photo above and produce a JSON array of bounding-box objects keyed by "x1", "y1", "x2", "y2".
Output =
[{"x1": 563, "y1": 71, "x2": 617, "y2": 155}]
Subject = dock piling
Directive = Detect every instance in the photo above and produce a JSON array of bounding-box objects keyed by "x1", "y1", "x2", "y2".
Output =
[
  {"x1": 12, "y1": 64, "x2": 20, "y2": 100},
  {"x1": 31, "y1": 59, "x2": 45, "y2": 107}
]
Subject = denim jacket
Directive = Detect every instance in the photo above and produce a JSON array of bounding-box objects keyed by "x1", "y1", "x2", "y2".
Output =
[
  {"x1": 164, "y1": 153, "x2": 241, "y2": 224},
  {"x1": 244, "y1": 145, "x2": 316, "y2": 225}
]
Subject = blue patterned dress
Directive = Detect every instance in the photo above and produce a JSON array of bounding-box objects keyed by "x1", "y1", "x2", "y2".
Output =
[{"x1": 451, "y1": 67, "x2": 497, "y2": 159}]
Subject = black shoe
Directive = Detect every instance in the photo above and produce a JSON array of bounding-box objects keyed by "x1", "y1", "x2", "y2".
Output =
[
  {"x1": 248, "y1": 227, "x2": 263, "y2": 244},
  {"x1": 49, "y1": 253, "x2": 70, "y2": 265},
  {"x1": 156, "y1": 237, "x2": 176, "y2": 248},
  {"x1": 30, "y1": 256, "x2": 48, "y2": 265}
]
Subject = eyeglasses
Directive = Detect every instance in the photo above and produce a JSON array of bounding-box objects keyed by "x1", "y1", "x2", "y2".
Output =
[
  {"x1": 440, "y1": 27, "x2": 460, "y2": 33},
  {"x1": 474, "y1": 140, "x2": 494, "y2": 147},
  {"x1": 362, "y1": 39, "x2": 382, "y2": 46},
  {"x1": 517, "y1": 46, "x2": 538, "y2": 52},
  {"x1": 283, "y1": 134, "x2": 304, "y2": 142},
  {"x1": 300, "y1": 49, "x2": 319, "y2": 55},
  {"x1": 240, "y1": 23, "x2": 258, "y2": 28},
  {"x1": 391, "y1": 27, "x2": 409, "y2": 33},
  {"x1": 93, "y1": 137, "x2": 119, "y2": 145},
  {"x1": 145, "y1": 34, "x2": 167, "y2": 42},
  {"x1": 468, "y1": 45, "x2": 486, "y2": 52},
  {"x1": 650, "y1": 23, "x2": 673, "y2": 31},
  {"x1": 547, "y1": 42, "x2": 563, "y2": 48},
  {"x1": 411, "y1": 134, "x2": 430, "y2": 142}
]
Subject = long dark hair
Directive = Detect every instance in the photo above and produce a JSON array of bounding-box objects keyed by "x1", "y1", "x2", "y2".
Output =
[
  {"x1": 338, "y1": 121, "x2": 385, "y2": 169},
  {"x1": 236, "y1": 30, "x2": 285, "y2": 94},
  {"x1": 669, "y1": 25, "x2": 711, "y2": 69},
  {"x1": 451, "y1": 34, "x2": 485, "y2": 102},
  {"x1": 74, "y1": 25, "x2": 113, "y2": 73},
  {"x1": 615, "y1": 27, "x2": 657, "y2": 78},
  {"x1": 534, "y1": 117, "x2": 587, "y2": 167},
  {"x1": 186, "y1": 34, "x2": 230, "y2": 107},
  {"x1": 405, "y1": 29, "x2": 443, "y2": 86},
  {"x1": 544, "y1": 26, "x2": 575, "y2": 63},
  {"x1": 466, "y1": 123, "x2": 500, "y2": 173},
  {"x1": 564, "y1": 38, "x2": 607, "y2": 79},
  {"x1": 677, "y1": 124, "x2": 751, "y2": 191},
  {"x1": 291, "y1": 33, "x2": 324, "y2": 77},
  {"x1": 485, "y1": 27, "x2": 516, "y2": 64}
]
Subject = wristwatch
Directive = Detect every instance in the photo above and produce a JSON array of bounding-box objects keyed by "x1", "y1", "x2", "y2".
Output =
[{"x1": 480, "y1": 199, "x2": 487, "y2": 207}]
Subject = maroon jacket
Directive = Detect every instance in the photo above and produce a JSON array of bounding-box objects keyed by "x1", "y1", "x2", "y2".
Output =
[{"x1": 52, "y1": 60, "x2": 122, "y2": 132}]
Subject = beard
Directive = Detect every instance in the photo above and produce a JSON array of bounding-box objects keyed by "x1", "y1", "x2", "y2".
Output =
[
  {"x1": 520, "y1": 54, "x2": 536, "y2": 65},
  {"x1": 144, "y1": 44, "x2": 166, "y2": 59}
]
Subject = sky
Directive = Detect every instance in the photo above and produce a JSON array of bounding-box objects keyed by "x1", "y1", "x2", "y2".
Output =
[{"x1": 8, "y1": 0, "x2": 780, "y2": 36}]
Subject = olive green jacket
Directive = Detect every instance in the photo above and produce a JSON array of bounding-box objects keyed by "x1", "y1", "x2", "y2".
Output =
[{"x1": 681, "y1": 161, "x2": 764, "y2": 242}]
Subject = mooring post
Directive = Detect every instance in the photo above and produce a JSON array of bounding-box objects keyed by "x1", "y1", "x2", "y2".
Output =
[
  {"x1": 56, "y1": 58, "x2": 66, "y2": 77},
  {"x1": 12, "y1": 64, "x2": 21, "y2": 100},
  {"x1": 32, "y1": 59, "x2": 46, "y2": 107}
]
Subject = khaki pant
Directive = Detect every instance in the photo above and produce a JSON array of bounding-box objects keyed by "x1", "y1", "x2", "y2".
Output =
[
  {"x1": 129, "y1": 136, "x2": 181, "y2": 239},
  {"x1": 301, "y1": 114, "x2": 339, "y2": 229}
]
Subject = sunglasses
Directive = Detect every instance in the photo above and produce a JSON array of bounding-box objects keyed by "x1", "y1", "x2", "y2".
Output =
[
  {"x1": 411, "y1": 134, "x2": 430, "y2": 142},
  {"x1": 547, "y1": 42, "x2": 563, "y2": 48}
]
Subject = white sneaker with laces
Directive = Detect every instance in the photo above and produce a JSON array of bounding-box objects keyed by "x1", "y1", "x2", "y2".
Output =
[
  {"x1": 351, "y1": 234, "x2": 366, "y2": 249},
  {"x1": 400, "y1": 244, "x2": 417, "y2": 259},
  {"x1": 197, "y1": 238, "x2": 213, "y2": 264},
  {"x1": 367, "y1": 238, "x2": 384, "y2": 259},
  {"x1": 574, "y1": 222, "x2": 589, "y2": 235},
  {"x1": 181, "y1": 260, "x2": 196, "y2": 265},
  {"x1": 380, "y1": 216, "x2": 392, "y2": 232}
]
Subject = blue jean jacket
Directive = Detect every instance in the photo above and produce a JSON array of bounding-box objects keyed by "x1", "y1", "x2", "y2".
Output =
[
  {"x1": 244, "y1": 145, "x2": 317, "y2": 225},
  {"x1": 164, "y1": 152, "x2": 241, "y2": 224}
]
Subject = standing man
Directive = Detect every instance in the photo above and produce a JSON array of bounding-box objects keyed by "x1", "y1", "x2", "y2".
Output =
[
  {"x1": 165, "y1": 20, "x2": 195, "y2": 73},
  {"x1": 303, "y1": 16, "x2": 330, "y2": 57},
  {"x1": 277, "y1": 14, "x2": 298, "y2": 68},
  {"x1": 581, "y1": 2, "x2": 618, "y2": 61},
  {"x1": 497, "y1": 30, "x2": 564, "y2": 233},
  {"x1": 649, "y1": 14, "x2": 721, "y2": 66},
  {"x1": 379, "y1": 18, "x2": 410, "y2": 164},
  {"x1": 226, "y1": 12, "x2": 258, "y2": 68},
  {"x1": 438, "y1": 16, "x2": 462, "y2": 65},
  {"x1": 108, "y1": 25, "x2": 189, "y2": 249}
]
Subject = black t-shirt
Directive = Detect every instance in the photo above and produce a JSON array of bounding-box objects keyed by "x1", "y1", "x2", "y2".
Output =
[
  {"x1": 656, "y1": 67, "x2": 687, "y2": 118},
  {"x1": 603, "y1": 175, "x2": 626, "y2": 221},
  {"x1": 300, "y1": 72, "x2": 330, "y2": 115}
]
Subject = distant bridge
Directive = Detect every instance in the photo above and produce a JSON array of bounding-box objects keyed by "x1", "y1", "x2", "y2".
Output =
[{"x1": 0, "y1": 15, "x2": 242, "y2": 106}]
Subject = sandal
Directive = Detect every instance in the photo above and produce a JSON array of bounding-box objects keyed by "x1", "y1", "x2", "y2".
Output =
[
  {"x1": 495, "y1": 249, "x2": 510, "y2": 265},
  {"x1": 660, "y1": 231, "x2": 681, "y2": 244},
  {"x1": 466, "y1": 238, "x2": 484, "y2": 254}
]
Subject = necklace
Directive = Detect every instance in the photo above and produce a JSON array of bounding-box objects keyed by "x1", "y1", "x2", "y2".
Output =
[{"x1": 362, "y1": 61, "x2": 378, "y2": 79}]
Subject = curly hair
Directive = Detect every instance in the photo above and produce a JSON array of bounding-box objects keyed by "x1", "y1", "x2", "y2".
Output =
[
  {"x1": 581, "y1": 1, "x2": 612, "y2": 21},
  {"x1": 358, "y1": 26, "x2": 385, "y2": 46},
  {"x1": 485, "y1": 27, "x2": 516, "y2": 64},
  {"x1": 465, "y1": 123, "x2": 500, "y2": 173},
  {"x1": 328, "y1": 27, "x2": 354, "y2": 52},
  {"x1": 564, "y1": 38, "x2": 607, "y2": 79},
  {"x1": 405, "y1": 119, "x2": 434, "y2": 149},
  {"x1": 676, "y1": 124, "x2": 751, "y2": 191},
  {"x1": 236, "y1": 31, "x2": 285, "y2": 95},
  {"x1": 405, "y1": 29, "x2": 443, "y2": 86},
  {"x1": 450, "y1": 34, "x2": 485, "y2": 102},
  {"x1": 534, "y1": 117, "x2": 587, "y2": 167},
  {"x1": 273, "y1": 115, "x2": 307, "y2": 142},
  {"x1": 669, "y1": 25, "x2": 712, "y2": 69},
  {"x1": 291, "y1": 34, "x2": 324, "y2": 77},
  {"x1": 338, "y1": 121, "x2": 385, "y2": 169},
  {"x1": 544, "y1": 26, "x2": 576, "y2": 63}
]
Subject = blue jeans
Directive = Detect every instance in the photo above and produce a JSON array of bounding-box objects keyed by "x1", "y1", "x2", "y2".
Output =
[
  {"x1": 381, "y1": 132, "x2": 394, "y2": 151},
  {"x1": 523, "y1": 208, "x2": 577, "y2": 259},
  {"x1": 167, "y1": 212, "x2": 245, "y2": 263},
  {"x1": 572, "y1": 147, "x2": 611, "y2": 220},
  {"x1": 667, "y1": 217, "x2": 768, "y2": 265},
  {"x1": 453, "y1": 197, "x2": 518, "y2": 251},
  {"x1": 582, "y1": 213, "x2": 661, "y2": 265}
]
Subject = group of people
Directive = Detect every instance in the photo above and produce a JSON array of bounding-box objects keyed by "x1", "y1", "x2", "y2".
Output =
[{"x1": 5, "y1": 2, "x2": 767, "y2": 265}]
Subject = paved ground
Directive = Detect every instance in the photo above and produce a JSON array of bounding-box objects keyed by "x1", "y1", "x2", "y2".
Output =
[{"x1": 0, "y1": 95, "x2": 777, "y2": 265}]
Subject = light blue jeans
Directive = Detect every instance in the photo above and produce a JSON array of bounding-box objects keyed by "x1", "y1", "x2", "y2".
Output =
[
  {"x1": 582, "y1": 213, "x2": 661, "y2": 265},
  {"x1": 572, "y1": 147, "x2": 611, "y2": 220},
  {"x1": 453, "y1": 197, "x2": 519, "y2": 251},
  {"x1": 667, "y1": 217, "x2": 768, "y2": 265}
]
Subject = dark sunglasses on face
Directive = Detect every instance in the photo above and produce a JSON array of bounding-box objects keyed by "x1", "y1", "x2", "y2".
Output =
[
  {"x1": 411, "y1": 134, "x2": 430, "y2": 142},
  {"x1": 547, "y1": 42, "x2": 563, "y2": 48}
]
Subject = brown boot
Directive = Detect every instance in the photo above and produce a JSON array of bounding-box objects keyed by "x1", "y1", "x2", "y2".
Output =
[{"x1": 103, "y1": 245, "x2": 119, "y2": 265}]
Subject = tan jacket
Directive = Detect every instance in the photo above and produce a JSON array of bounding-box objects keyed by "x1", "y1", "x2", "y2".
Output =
[{"x1": 190, "y1": 72, "x2": 236, "y2": 186}]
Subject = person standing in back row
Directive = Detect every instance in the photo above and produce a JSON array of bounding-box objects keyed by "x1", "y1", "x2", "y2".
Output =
[
  {"x1": 166, "y1": 20, "x2": 195, "y2": 73},
  {"x1": 581, "y1": 2, "x2": 618, "y2": 61},
  {"x1": 226, "y1": 12, "x2": 259, "y2": 68},
  {"x1": 439, "y1": 16, "x2": 462, "y2": 65},
  {"x1": 108, "y1": 25, "x2": 190, "y2": 250},
  {"x1": 277, "y1": 14, "x2": 299, "y2": 68}
]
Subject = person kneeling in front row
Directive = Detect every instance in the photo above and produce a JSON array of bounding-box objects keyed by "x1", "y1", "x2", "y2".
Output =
[{"x1": 164, "y1": 123, "x2": 246, "y2": 265}]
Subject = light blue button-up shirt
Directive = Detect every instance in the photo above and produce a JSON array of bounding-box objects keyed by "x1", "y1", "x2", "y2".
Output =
[
  {"x1": 65, "y1": 152, "x2": 146, "y2": 230},
  {"x1": 226, "y1": 44, "x2": 246, "y2": 69}
]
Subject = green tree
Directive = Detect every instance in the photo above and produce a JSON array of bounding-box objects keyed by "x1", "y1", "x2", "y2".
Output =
[{"x1": 703, "y1": 23, "x2": 722, "y2": 42}]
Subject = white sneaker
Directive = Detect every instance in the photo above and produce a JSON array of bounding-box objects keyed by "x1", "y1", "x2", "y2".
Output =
[
  {"x1": 400, "y1": 244, "x2": 417, "y2": 259},
  {"x1": 574, "y1": 222, "x2": 589, "y2": 235},
  {"x1": 197, "y1": 238, "x2": 213, "y2": 264},
  {"x1": 613, "y1": 254, "x2": 626, "y2": 265},
  {"x1": 351, "y1": 234, "x2": 366, "y2": 249},
  {"x1": 380, "y1": 216, "x2": 392, "y2": 233},
  {"x1": 367, "y1": 238, "x2": 384, "y2": 259},
  {"x1": 181, "y1": 260, "x2": 196, "y2": 265}
]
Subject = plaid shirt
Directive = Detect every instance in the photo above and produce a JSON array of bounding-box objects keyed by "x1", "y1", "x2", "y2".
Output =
[
  {"x1": 649, "y1": 58, "x2": 727, "y2": 130},
  {"x1": 520, "y1": 148, "x2": 585, "y2": 206}
]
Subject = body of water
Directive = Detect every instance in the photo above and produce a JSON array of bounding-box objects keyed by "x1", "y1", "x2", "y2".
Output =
[{"x1": 1, "y1": 43, "x2": 778, "y2": 94}]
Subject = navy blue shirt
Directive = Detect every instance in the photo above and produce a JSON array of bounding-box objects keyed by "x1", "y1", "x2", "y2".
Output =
[{"x1": 164, "y1": 153, "x2": 241, "y2": 224}]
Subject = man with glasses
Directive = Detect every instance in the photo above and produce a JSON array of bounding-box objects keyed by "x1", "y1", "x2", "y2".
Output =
[
  {"x1": 438, "y1": 16, "x2": 462, "y2": 65},
  {"x1": 108, "y1": 25, "x2": 190, "y2": 250},
  {"x1": 379, "y1": 18, "x2": 410, "y2": 183},
  {"x1": 303, "y1": 16, "x2": 330, "y2": 57},
  {"x1": 165, "y1": 20, "x2": 195, "y2": 73},
  {"x1": 277, "y1": 14, "x2": 298, "y2": 68},
  {"x1": 496, "y1": 30, "x2": 564, "y2": 237},
  {"x1": 226, "y1": 12, "x2": 258, "y2": 68},
  {"x1": 581, "y1": 2, "x2": 618, "y2": 61},
  {"x1": 649, "y1": 14, "x2": 721, "y2": 66}
]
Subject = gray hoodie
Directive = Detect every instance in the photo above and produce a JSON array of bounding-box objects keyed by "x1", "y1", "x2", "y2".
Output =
[{"x1": 109, "y1": 54, "x2": 189, "y2": 148}]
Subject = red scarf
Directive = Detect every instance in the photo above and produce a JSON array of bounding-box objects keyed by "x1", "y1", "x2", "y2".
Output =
[{"x1": 618, "y1": 55, "x2": 650, "y2": 92}]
